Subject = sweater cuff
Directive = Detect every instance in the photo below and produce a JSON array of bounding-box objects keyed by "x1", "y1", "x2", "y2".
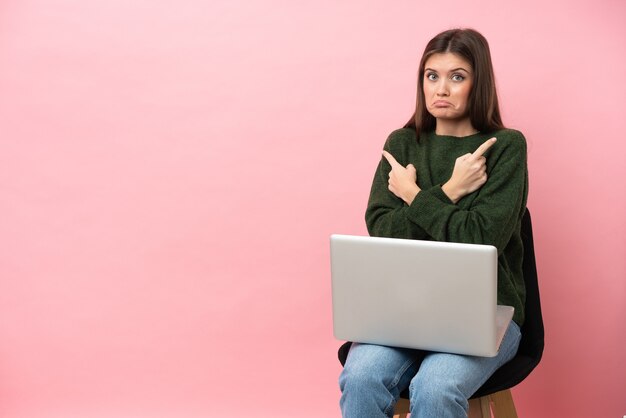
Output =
[
  {"x1": 406, "y1": 185, "x2": 454, "y2": 226},
  {"x1": 430, "y1": 184, "x2": 454, "y2": 205}
]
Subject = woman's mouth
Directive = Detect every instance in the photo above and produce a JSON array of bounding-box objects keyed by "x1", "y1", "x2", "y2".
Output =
[{"x1": 433, "y1": 100, "x2": 452, "y2": 108}]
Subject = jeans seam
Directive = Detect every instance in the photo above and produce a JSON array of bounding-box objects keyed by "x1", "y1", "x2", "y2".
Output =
[{"x1": 383, "y1": 356, "x2": 416, "y2": 417}]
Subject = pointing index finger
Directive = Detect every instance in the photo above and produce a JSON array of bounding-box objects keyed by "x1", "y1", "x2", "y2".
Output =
[
  {"x1": 472, "y1": 137, "x2": 497, "y2": 158},
  {"x1": 382, "y1": 150, "x2": 403, "y2": 169}
]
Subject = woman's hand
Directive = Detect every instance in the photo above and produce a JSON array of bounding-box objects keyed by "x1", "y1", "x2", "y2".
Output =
[
  {"x1": 382, "y1": 151, "x2": 420, "y2": 205},
  {"x1": 442, "y1": 137, "x2": 497, "y2": 204}
]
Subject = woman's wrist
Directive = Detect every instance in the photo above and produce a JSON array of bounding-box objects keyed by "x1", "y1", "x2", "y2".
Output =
[
  {"x1": 403, "y1": 185, "x2": 420, "y2": 206},
  {"x1": 442, "y1": 181, "x2": 462, "y2": 204}
]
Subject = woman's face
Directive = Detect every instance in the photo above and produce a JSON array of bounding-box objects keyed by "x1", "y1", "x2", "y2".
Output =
[{"x1": 422, "y1": 52, "x2": 473, "y2": 121}]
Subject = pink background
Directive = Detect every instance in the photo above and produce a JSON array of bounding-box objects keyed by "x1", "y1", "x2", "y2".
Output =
[{"x1": 1, "y1": 0, "x2": 625, "y2": 417}]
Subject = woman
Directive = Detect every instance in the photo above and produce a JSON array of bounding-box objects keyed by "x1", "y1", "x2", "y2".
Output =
[{"x1": 338, "y1": 28, "x2": 528, "y2": 417}]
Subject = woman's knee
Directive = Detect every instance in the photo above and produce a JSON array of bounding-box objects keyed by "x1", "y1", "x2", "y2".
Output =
[
  {"x1": 339, "y1": 356, "x2": 387, "y2": 394},
  {"x1": 409, "y1": 372, "x2": 468, "y2": 414},
  {"x1": 339, "y1": 343, "x2": 413, "y2": 394}
]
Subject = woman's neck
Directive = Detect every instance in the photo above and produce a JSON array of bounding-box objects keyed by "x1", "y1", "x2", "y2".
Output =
[{"x1": 435, "y1": 118, "x2": 477, "y2": 137}]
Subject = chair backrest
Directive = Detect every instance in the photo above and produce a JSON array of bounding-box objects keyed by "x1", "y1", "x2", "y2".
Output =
[
  {"x1": 469, "y1": 207, "x2": 544, "y2": 398},
  {"x1": 517, "y1": 208, "x2": 545, "y2": 362}
]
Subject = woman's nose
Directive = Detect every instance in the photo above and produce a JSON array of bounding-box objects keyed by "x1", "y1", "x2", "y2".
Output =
[{"x1": 436, "y1": 80, "x2": 449, "y2": 96}]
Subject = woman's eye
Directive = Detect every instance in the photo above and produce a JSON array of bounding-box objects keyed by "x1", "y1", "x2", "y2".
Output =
[
  {"x1": 451, "y1": 74, "x2": 465, "y2": 81},
  {"x1": 426, "y1": 73, "x2": 438, "y2": 81}
]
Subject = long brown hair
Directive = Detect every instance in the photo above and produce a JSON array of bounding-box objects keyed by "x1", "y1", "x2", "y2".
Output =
[{"x1": 405, "y1": 28, "x2": 504, "y2": 137}]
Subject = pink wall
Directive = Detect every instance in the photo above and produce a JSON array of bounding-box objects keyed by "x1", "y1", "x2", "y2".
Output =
[{"x1": 1, "y1": 0, "x2": 625, "y2": 417}]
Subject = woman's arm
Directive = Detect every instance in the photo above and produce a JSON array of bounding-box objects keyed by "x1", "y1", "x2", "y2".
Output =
[
  {"x1": 365, "y1": 133, "x2": 432, "y2": 240},
  {"x1": 404, "y1": 131, "x2": 528, "y2": 251}
]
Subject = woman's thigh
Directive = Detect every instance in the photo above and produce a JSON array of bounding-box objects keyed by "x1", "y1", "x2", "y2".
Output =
[
  {"x1": 340, "y1": 342, "x2": 424, "y2": 394},
  {"x1": 410, "y1": 321, "x2": 522, "y2": 399}
]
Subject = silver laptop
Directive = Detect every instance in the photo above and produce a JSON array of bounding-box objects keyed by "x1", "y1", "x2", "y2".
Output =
[{"x1": 330, "y1": 234, "x2": 514, "y2": 357}]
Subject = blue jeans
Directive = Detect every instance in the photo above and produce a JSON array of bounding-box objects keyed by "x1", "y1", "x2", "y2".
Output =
[{"x1": 339, "y1": 321, "x2": 521, "y2": 418}]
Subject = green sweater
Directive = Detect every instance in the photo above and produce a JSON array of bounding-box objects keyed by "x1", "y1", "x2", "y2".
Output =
[{"x1": 365, "y1": 128, "x2": 528, "y2": 325}]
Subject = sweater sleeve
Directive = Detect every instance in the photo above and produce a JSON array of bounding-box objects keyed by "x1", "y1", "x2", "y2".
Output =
[
  {"x1": 365, "y1": 131, "x2": 432, "y2": 240},
  {"x1": 404, "y1": 131, "x2": 528, "y2": 252}
]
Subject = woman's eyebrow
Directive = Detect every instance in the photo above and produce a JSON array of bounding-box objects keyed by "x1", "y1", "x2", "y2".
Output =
[{"x1": 424, "y1": 67, "x2": 471, "y2": 73}]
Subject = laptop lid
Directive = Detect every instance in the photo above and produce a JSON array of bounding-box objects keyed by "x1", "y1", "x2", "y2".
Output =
[{"x1": 330, "y1": 234, "x2": 513, "y2": 357}]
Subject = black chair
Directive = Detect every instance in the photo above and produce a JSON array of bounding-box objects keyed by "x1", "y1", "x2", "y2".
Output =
[{"x1": 338, "y1": 208, "x2": 544, "y2": 418}]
